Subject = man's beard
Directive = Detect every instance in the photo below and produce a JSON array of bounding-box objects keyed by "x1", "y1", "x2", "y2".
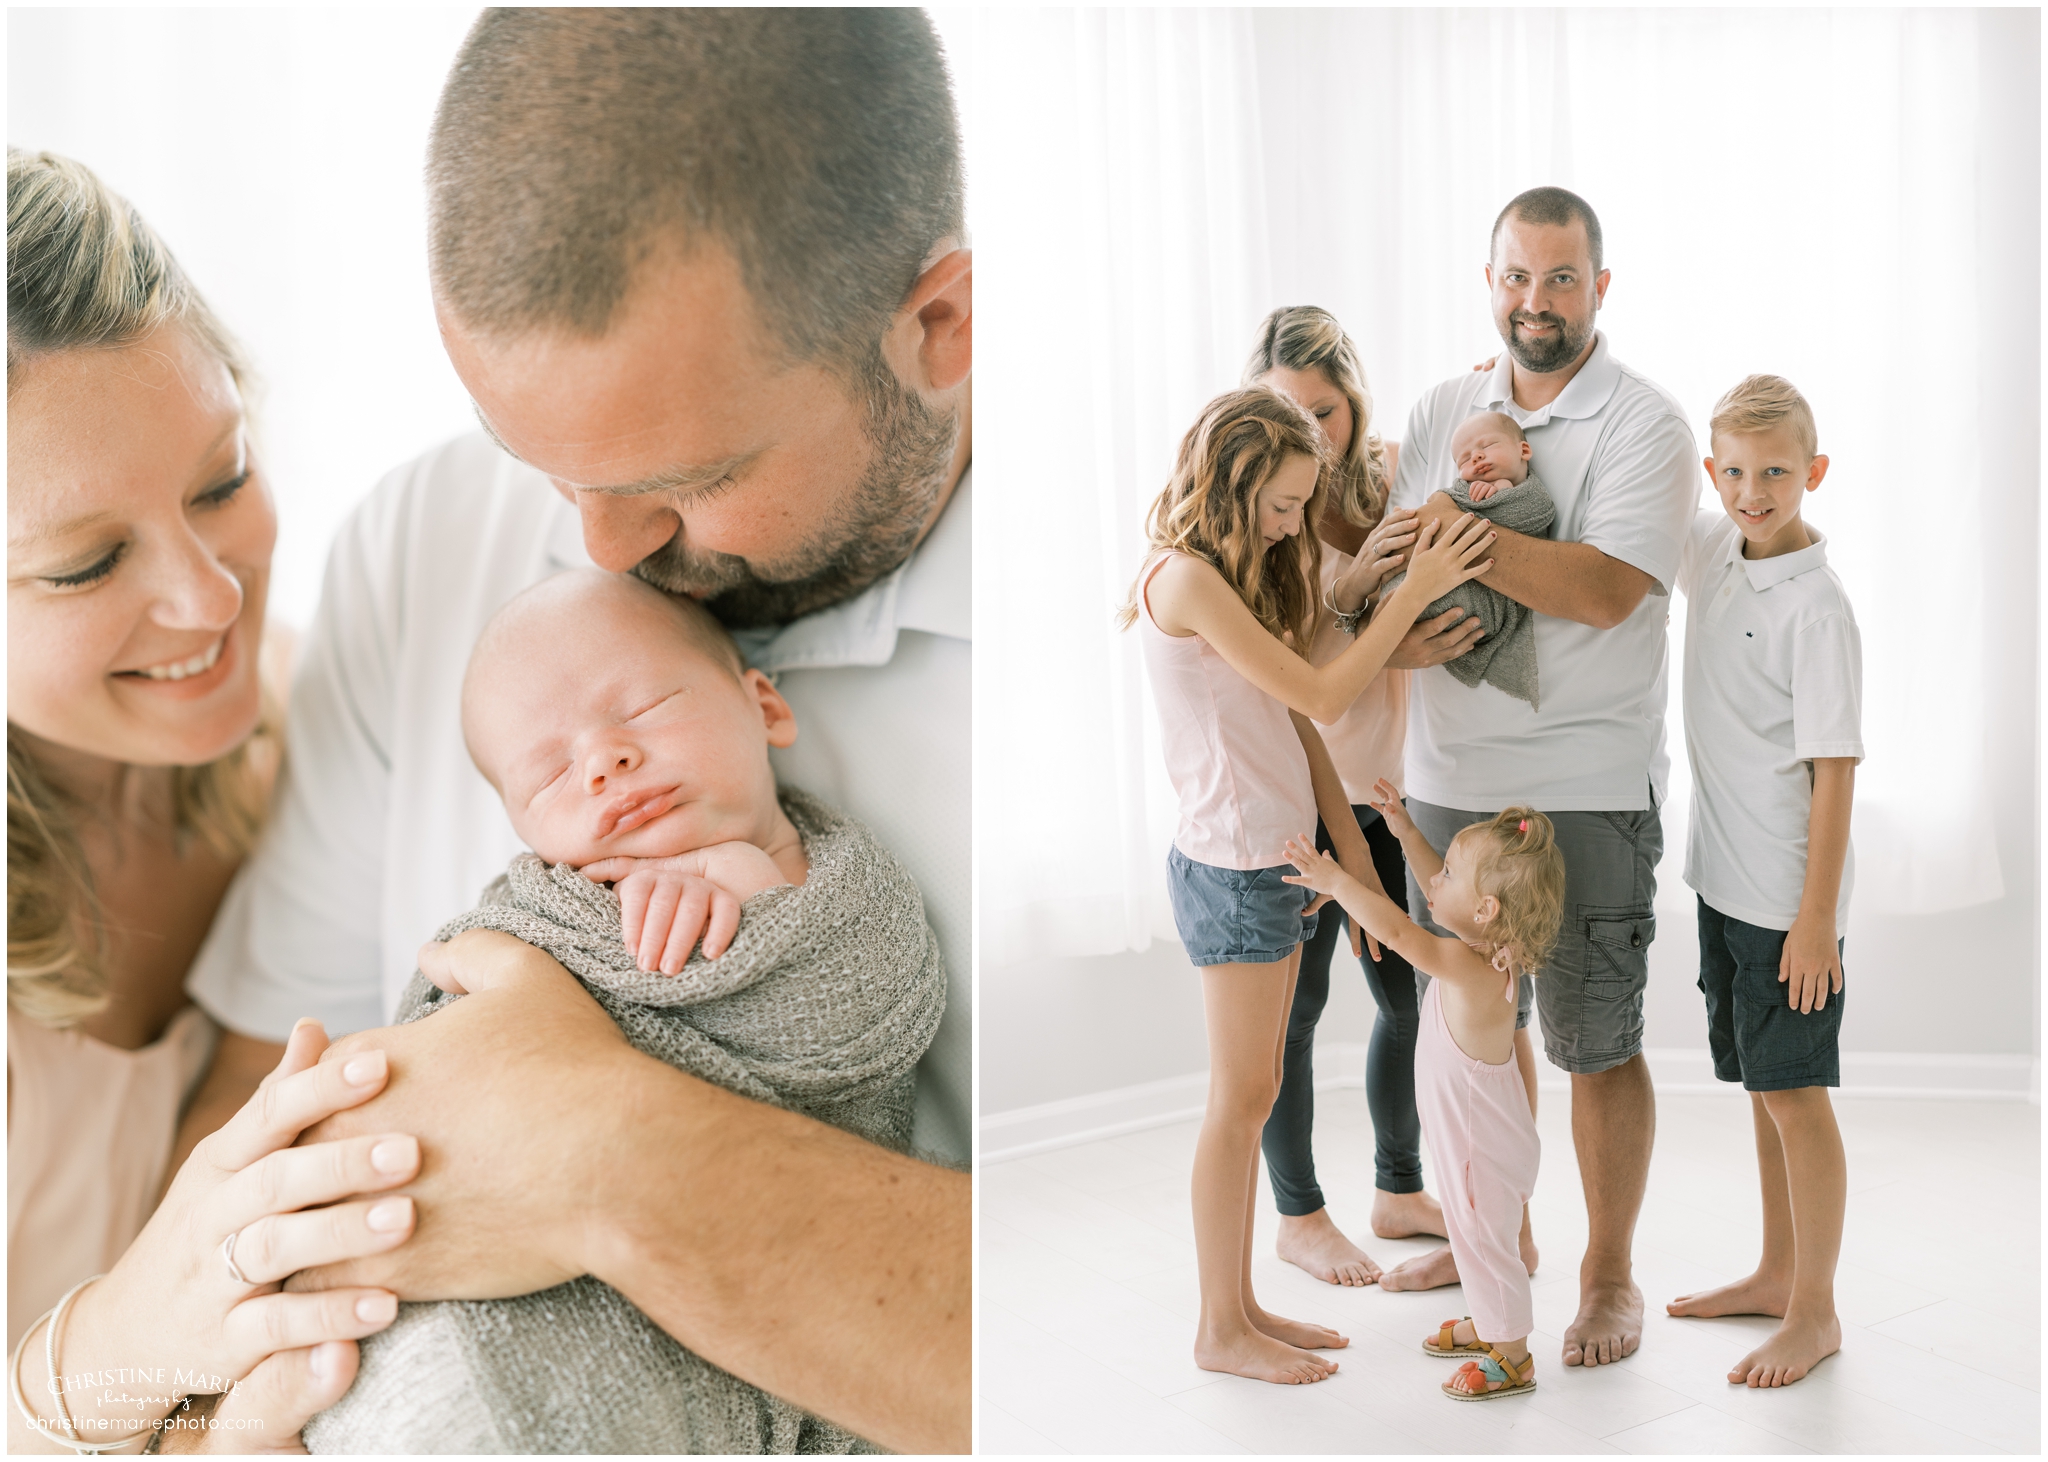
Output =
[
  {"x1": 1499, "y1": 308, "x2": 1595, "y2": 374},
  {"x1": 631, "y1": 350, "x2": 960, "y2": 628}
]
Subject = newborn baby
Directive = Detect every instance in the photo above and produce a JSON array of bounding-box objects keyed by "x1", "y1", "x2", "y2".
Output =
[
  {"x1": 1453, "y1": 411, "x2": 1539, "y2": 502},
  {"x1": 305, "y1": 569, "x2": 945, "y2": 1456},
  {"x1": 1381, "y1": 411, "x2": 1557, "y2": 708}
]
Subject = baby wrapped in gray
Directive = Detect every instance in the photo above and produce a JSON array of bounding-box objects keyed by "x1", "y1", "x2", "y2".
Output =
[
  {"x1": 303, "y1": 789, "x2": 945, "y2": 1455},
  {"x1": 1383, "y1": 473, "x2": 1554, "y2": 708}
]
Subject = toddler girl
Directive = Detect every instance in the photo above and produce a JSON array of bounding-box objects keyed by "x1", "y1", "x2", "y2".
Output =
[
  {"x1": 1284, "y1": 789, "x2": 1565, "y2": 1401},
  {"x1": 1119, "y1": 386, "x2": 1493, "y2": 1386}
]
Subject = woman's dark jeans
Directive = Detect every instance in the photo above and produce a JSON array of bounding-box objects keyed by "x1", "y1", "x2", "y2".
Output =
[{"x1": 1259, "y1": 804, "x2": 1423, "y2": 1214}]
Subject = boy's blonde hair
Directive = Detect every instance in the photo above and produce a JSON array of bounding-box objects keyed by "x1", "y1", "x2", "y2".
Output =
[
  {"x1": 1454, "y1": 807, "x2": 1567, "y2": 977},
  {"x1": 1241, "y1": 306, "x2": 1394, "y2": 531},
  {"x1": 1118, "y1": 386, "x2": 1333, "y2": 649},
  {"x1": 1709, "y1": 374, "x2": 1817, "y2": 459}
]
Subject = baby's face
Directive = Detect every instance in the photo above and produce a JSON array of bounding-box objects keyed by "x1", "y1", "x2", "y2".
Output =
[
  {"x1": 466, "y1": 586, "x2": 795, "y2": 867},
  {"x1": 1451, "y1": 420, "x2": 1532, "y2": 486}
]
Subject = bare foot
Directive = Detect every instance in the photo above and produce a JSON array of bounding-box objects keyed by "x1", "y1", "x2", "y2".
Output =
[
  {"x1": 1729, "y1": 1313, "x2": 1841, "y2": 1387},
  {"x1": 1370, "y1": 1188, "x2": 1447, "y2": 1240},
  {"x1": 1194, "y1": 1329, "x2": 1339, "y2": 1385},
  {"x1": 1667, "y1": 1271, "x2": 1789, "y2": 1319},
  {"x1": 1276, "y1": 1210, "x2": 1382, "y2": 1287},
  {"x1": 1519, "y1": 1205, "x2": 1539, "y2": 1277},
  {"x1": 1563, "y1": 1281, "x2": 1643, "y2": 1367},
  {"x1": 1378, "y1": 1245, "x2": 1460, "y2": 1292},
  {"x1": 1248, "y1": 1302, "x2": 1350, "y2": 1351}
]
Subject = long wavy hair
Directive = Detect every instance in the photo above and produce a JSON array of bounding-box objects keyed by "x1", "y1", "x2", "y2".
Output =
[
  {"x1": 7, "y1": 149, "x2": 281, "y2": 1029},
  {"x1": 1242, "y1": 305, "x2": 1394, "y2": 531},
  {"x1": 1118, "y1": 386, "x2": 1333, "y2": 649}
]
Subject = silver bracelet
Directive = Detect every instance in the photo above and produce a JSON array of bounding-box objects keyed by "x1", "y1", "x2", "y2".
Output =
[
  {"x1": 11, "y1": 1276, "x2": 154, "y2": 1454},
  {"x1": 1323, "y1": 582, "x2": 1368, "y2": 637}
]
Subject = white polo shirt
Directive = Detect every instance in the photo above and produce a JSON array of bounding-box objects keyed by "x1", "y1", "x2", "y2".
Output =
[
  {"x1": 187, "y1": 433, "x2": 971, "y2": 1164},
  {"x1": 1389, "y1": 333, "x2": 1698, "y2": 811},
  {"x1": 1677, "y1": 511, "x2": 1862, "y2": 933}
]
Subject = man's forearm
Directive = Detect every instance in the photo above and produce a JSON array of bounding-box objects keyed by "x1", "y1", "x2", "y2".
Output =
[
  {"x1": 1417, "y1": 493, "x2": 1653, "y2": 628},
  {"x1": 588, "y1": 1060, "x2": 970, "y2": 1454}
]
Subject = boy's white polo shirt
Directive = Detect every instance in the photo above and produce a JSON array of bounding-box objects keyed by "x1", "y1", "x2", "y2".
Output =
[
  {"x1": 188, "y1": 434, "x2": 971, "y2": 1163},
  {"x1": 1677, "y1": 510, "x2": 1863, "y2": 933},
  {"x1": 1389, "y1": 332, "x2": 1698, "y2": 812}
]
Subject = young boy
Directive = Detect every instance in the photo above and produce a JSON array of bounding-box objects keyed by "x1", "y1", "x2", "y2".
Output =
[{"x1": 1665, "y1": 375, "x2": 1862, "y2": 1389}]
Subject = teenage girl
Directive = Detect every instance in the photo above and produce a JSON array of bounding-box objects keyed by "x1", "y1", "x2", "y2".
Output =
[
  {"x1": 1283, "y1": 789, "x2": 1566, "y2": 1400},
  {"x1": 1122, "y1": 386, "x2": 1493, "y2": 1385},
  {"x1": 1244, "y1": 305, "x2": 1472, "y2": 1288}
]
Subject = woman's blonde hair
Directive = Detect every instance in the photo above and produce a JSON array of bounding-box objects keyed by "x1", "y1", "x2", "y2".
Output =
[
  {"x1": 7, "y1": 149, "x2": 279, "y2": 1028},
  {"x1": 1118, "y1": 386, "x2": 1333, "y2": 648},
  {"x1": 1243, "y1": 306, "x2": 1394, "y2": 530},
  {"x1": 1455, "y1": 807, "x2": 1568, "y2": 977}
]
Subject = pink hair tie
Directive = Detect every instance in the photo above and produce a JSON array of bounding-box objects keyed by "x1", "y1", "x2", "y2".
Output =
[{"x1": 1517, "y1": 819, "x2": 1528, "y2": 833}]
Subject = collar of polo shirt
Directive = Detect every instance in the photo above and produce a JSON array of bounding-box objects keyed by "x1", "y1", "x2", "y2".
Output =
[
  {"x1": 1725, "y1": 522, "x2": 1832, "y2": 593},
  {"x1": 1481, "y1": 330, "x2": 1625, "y2": 429}
]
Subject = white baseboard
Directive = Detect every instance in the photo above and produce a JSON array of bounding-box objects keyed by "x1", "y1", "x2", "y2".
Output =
[{"x1": 980, "y1": 1044, "x2": 2039, "y2": 1166}]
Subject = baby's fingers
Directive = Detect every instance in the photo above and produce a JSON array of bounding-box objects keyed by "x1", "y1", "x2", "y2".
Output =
[
  {"x1": 615, "y1": 877, "x2": 654, "y2": 958},
  {"x1": 700, "y1": 890, "x2": 743, "y2": 961},
  {"x1": 658, "y1": 883, "x2": 714, "y2": 973}
]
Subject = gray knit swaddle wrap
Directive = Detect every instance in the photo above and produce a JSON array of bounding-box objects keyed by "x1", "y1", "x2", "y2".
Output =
[
  {"x1": 303, "y1": 789, "x2": 944, "y2": 1455},
  {"x1": 1382, "y1": 471, "x2": 1554, "y2": 708}
]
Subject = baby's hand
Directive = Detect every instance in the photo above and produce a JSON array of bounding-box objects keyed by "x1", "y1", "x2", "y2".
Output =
[
  {"x1": 1464, "y1": 477, "x2": 1516, "y2": 502},
  {"x1": 1279, "y1": 834, "x2": 1349, "y2": 898},
  {"x1": 1368, "y1": 777, "x2": 1416, "y2": 837},
  {"x1": 581, "y1": 843, "x2": 791, "y2": 972}
]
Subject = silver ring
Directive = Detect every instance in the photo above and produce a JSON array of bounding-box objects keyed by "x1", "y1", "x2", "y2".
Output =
[{"x1": 219, "y1": 1229, "x2": 251, "y2": 1286}]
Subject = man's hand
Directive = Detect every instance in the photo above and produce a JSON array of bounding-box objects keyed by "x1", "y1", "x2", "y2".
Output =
[
  {"x1": 1412, "y1": 489, "x2": 1657, "y2": 629},
  {"x1": 1779, "y1": 912, "x2": 1843, "y2": 1014},
  {"x1": 290, "y1": 930, "x2": 637, "y2": 1301},
  {"x1": 1386, "y1": 605, "x2": 1486, "y2": 669}
]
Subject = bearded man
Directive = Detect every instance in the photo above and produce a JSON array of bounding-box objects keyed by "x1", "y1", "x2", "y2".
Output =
[
  {"x1": 1380, "y1": 187, "x2": 1695, "y2": 1375},
  {"x1": 183, "y1": 11, "x2": 970, "y2": 1452}
]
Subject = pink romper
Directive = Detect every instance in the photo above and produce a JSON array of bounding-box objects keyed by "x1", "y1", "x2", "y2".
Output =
[{"x1": 1413, "y1": 976, "x2": 1541, "y2": 1343}]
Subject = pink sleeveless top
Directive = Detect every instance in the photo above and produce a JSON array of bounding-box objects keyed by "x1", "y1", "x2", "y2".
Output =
[
  {"x1": 1138, "y1": 553, "x2": 1317, "y2": 869},
  {"x1": 8, "y1": 1005, "x2": 218, "y2": 1347}
]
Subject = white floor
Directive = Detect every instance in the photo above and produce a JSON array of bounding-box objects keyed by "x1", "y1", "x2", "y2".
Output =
[{"x1": 979, "y1": 1086, "x2": 2040, "y2": 1454}]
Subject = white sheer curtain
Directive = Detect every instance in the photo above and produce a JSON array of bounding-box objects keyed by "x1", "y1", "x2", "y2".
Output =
[{"x1": 977, "y1": 7, "x2": 2036, "y2": 968}]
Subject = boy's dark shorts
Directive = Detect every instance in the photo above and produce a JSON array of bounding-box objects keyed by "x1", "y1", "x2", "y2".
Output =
[
  {"x1": 1167, "y1": 845, "x2": 1318, "y2": 966},
  {"x1": 1696, "y1": 896, "x2": 1844, "y2": 1091}
]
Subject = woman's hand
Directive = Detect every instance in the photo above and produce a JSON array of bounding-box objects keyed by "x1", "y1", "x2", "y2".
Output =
[
  {"x1": 1389, "y1": 513, "x2": 1494, "y2": 606},
  {"x1": 34, "y1": 1021, "x2": 418, "y2": 1450},
  {"x1": 1335, "y1": 508, "x2": 1419, "y2": 608}
]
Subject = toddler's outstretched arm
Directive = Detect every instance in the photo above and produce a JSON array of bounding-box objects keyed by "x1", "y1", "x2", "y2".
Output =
[
  {"x1": 1282, "y1": 837, "x2": 1504, "y2": 993},
  {"x1": 1367, "y1": 778, "x2": 1444, "y2": 885},
  {"x1": 580, "y1": 843, "x2": 791, "y2": 973}
]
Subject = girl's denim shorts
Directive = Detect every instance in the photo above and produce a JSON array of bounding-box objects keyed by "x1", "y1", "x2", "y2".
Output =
[{"x1": 1167, "y1": 845, "x2": 1318, "y2": 966}]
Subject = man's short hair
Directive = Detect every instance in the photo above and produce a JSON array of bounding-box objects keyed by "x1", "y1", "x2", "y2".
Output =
[
  {"x1": 1490, "y1": 186, "x2": 1604, "y2": 275},
  {"x1": 1709, "y1": 374, "x2": 1818, "y2": 459},
  {"x1": 427, "y1": 9, "x2": 965, "y2": 372}
]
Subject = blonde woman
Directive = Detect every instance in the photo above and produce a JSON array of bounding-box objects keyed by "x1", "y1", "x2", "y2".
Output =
[
  {"x1": 8, "y1": 151, "x2": 419, "y2": 1453},
  {"x1": 1122, "y1": 386, "x2": 1491, "y2": 1384}
]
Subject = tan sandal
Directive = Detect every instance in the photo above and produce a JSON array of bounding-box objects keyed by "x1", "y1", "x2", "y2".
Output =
[
  {"x1": 1420, "y1": 1317, "x2": 1491, "y2": 1359},
  {"x1": 1443, "y1": 1345, "x2": 1537, "y2": 1401}
]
